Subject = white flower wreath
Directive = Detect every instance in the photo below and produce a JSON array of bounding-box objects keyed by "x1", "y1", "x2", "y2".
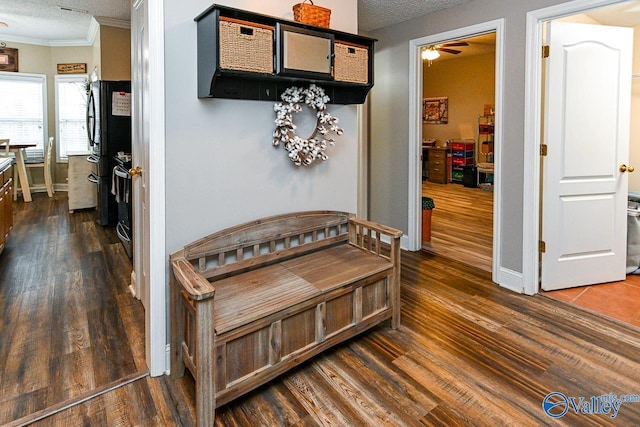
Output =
[{"x1": 273, "y1": 84, "x2": 343, "y2": 166}]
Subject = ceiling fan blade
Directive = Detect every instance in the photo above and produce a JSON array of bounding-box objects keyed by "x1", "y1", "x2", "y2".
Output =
[
  {"x1": 442, "y1": 42, "x2": 469, "y2": 47},
  {"x1": 438, "y1": 48, "x2": 462, "y2": 55}
]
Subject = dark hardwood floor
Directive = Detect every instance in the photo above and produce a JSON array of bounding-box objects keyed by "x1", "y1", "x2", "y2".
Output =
[
  {"x1": 0, "y1": 193, "x2": 147, "y2": 425},
  {"x1": 4, "y1": 193, "x2": 640, "y2": 426}
]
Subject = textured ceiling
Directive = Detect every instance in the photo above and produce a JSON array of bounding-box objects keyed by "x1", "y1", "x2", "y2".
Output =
[
  {"x1": 0, "y1": 0, "x2": 475, "y2": 45},
  {"x1": 358, "y1": 0, "x2": 473, "y2": 31},
  {"x1": 0, "y1": 0, "x2": 130, "y2": 45},
  {"x1": 1, "y1": 0, "x2": 640, "y2": 46}
]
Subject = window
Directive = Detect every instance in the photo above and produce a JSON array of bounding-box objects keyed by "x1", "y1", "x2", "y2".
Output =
[
  {"x1": 55, "y1": 75, "x2": 89, "y2": 161},
  {"x1": 0, "y1": 72, "x2": 47, "y2": 157}
]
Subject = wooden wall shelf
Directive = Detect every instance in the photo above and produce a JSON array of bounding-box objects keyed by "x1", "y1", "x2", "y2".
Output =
[{"x1": 195, "y1": 4, "x2": 376, "y2": 104}]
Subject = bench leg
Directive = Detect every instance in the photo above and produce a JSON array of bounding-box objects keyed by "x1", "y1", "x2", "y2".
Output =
[
  {"x1": 390, "y1": 239, "x2": 401, "y2": 329},
  {"x1": 195, "y1": 297, "x2": 216, "y2": 426},
  {"x1": 170, "y1": 271, "x2": 185, "y2": 379}
]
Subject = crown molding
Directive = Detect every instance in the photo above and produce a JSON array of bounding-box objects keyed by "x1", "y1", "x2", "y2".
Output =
[
  {"x1": 0, "y1": 17, "x2": 99, "y2": 47},
  {"x1": 95, "y1": 16, "x2": 131, "y2": 29}
]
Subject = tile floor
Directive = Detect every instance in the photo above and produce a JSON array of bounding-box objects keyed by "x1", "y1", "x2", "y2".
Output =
[{"x1": 542, "y1": 274, "x2": 640, "y2": 328}]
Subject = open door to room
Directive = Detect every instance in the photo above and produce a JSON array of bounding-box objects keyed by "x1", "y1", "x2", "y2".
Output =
[
  {"x1": 540, "y1": 21, "x2": 632, "y2": 291},
  {"x1": 420, "y1": 32, "x2": 496, "y2": 273},
  {"x1": 526, "y1": 1, "x2": 640, "y2": 326}
]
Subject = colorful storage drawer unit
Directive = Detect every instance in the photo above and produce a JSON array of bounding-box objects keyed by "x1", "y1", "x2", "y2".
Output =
[
  {"x1": 451, "y1": 142, "x2": 474, "y2": 151},
  {"x1": 452, "y1": 150, "x2": 474, "y2": 158},
  {"x1": 452, "y1": 167, "x2": 464, "y2": 182},
  {"x1": 452, "y1": 157, "x2": 474, "y2": 166}
]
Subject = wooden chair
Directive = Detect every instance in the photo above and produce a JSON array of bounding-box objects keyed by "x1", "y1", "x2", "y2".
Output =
[
  {"x1": 22, "y1": 136, "x2": 55, "y2": 198},
  {"x1": 0, "y1": 139, "x2": 9, "y2": 157},
  {"x1": 0, "y1": 139, "x2": 20, "y2": 201},
  {"x1": 0, "y1": 139, "x2": 19, "y2": 200}
]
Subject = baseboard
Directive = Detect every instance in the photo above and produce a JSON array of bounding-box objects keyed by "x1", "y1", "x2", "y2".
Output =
[
  {"x1": 401, "y1": 234, "x2": 411, "y2": 251},
  {"x1": 497, "y1": 267, "x2": 527, "y2": 294},
  {"x1": 165, "y1": 343, "x2": 171, "y2": 376},
  {"x1": 19, "y1": 183, "x2": 68, "y2": 194}
]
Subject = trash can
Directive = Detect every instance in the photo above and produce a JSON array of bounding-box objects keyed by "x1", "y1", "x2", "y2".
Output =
[
  {"x1": 422, "y1": 197, "x2": 435, "y2": 243},
  {"x1": 463, "y1": 165, "x2": 477, "y2": 188},
  {"x1": 627, "y1": 200, "x2": 640, "y2": 274}
]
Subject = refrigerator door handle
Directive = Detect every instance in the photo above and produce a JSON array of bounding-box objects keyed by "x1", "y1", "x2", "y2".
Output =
[
  {"x1": 114, "y1": 166, "x2": 131, "y2": 179},
  {"x1": 87, "y1": 89, "x2": 96, "y2": 146},
  {"x1": 87, "y1": 173, "x2": 100, "y2": 184}
]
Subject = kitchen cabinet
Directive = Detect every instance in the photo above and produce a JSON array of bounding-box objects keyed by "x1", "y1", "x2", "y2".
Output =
[
  {"x1": 68, "y1": 153, "x2": 97, "y2": 212},
  {"x1": 195, "y1": 4, "x2": 376, "y2": 104},
  {"x1": 0, "y1": 159, "x2": 13, "y2": 255},
  {"x1": 427, "y1": 147, "x2": 450, "y2": 184}
]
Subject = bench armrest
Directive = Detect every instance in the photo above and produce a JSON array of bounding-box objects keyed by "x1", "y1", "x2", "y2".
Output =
[
  {"x1": 171, "y1": 257, "x2": 216, "y2": 301},
  {"x1": 349, "y1": 217, "x2": 403, "y2": 240},
  {"x1": 348, "y1": 217, "x2": 402, "y2": 264},
  {"x1": 348, "y1": 217, "x2": 402, "y2": 329}
]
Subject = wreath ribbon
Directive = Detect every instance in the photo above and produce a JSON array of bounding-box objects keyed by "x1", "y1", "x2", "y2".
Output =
[{"x1": 273, "y1": 84, "x2": 343, "y2": 166}]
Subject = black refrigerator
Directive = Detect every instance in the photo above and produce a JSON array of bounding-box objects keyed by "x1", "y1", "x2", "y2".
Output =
[{"x1": 86, "y1": 80, "x2": 132, "y2": 226}]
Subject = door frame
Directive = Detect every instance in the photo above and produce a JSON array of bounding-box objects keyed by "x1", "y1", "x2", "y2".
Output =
[
  {"x1": 408, "y1": 19, "x2": 505, "y2": 284},
  {"x1": 523, "y1": 0, "x2": 630, "y2": 296}
]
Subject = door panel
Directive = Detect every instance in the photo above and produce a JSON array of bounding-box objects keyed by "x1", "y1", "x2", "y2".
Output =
[
  {"x1": 132, "y1": 0, "x2": 149, "y2": 307},
  {"x1": 541, "y1": 22, "x2": 632, "y2": 291}
]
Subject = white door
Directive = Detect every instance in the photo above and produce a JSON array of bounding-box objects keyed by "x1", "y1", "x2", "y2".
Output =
[
  {"x1": 541, "y1": 22, "x2": 633, "y2": 291},
  {"x1": 132, "y1": 2, "x2": 150, "y2": 312}
]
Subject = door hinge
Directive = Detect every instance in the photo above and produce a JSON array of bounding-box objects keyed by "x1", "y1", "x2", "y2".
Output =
[
  {"x1": 540, "y1": 144, "x2": 548, "y2": 156},
  {"x1": 542, "y1": 45, "x2": 550, "y2": 58},
  {"x1": 539, "y1": 240, "x2": 546, "y2": 253}
]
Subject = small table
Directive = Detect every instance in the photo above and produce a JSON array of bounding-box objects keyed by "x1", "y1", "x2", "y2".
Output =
[
  {"x1": 0, "y1": 141, "x2": 37, "y2": 202},
  {"x1": 477, "y1": 162, "x2": 494, "y2": 187}
]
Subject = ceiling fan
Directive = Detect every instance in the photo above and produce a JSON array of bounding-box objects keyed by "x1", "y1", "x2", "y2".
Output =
[
  {"x1": 422, "y1": 41, "x2": 469, "y2": 64},
  {"x1": 431, "y1": 41, "x2": 470, "y2": 55}
]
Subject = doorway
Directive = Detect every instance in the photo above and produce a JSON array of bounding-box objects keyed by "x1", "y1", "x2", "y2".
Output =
[
  {"x1": 420, "y1": 32, "x2": 496, "y2": 273},
  {"x1": 524, "y1": 0, "x2": 640, "y2": 312},
  {"x1": 408, "y1": 19, "x2": 505, "y2": 284},
  {"x1": 541, "y1": 3, "x2": 640, "y2": 326}
]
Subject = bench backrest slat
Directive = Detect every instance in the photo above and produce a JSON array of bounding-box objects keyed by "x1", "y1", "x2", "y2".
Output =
[{"x1": 182, "y1": 211, "x2": 352, "y2": 280}]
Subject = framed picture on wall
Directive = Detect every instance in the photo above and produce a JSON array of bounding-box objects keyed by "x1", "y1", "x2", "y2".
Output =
[
  {"x1": 0, "y1": 47, "x2": 18, "y2": 72},
  {"x1": 423, "y1": 97, "x2": 448, "y2": 124}
]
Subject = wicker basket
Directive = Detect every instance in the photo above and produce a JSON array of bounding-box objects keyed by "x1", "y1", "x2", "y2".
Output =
[
  {"x1": 293, "y1": 0, "x2": 331, "y2": 28},
  {"x1": 334, "y1": 42, "x2": 369, "y2": 84},
  {"x1": 218, "y1": 18, "x2": 274, "y2": 74}
]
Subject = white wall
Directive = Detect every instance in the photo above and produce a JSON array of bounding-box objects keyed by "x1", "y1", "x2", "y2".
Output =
[{"x1": 163, "y1": 0, "x2": 359, "y2": 252}]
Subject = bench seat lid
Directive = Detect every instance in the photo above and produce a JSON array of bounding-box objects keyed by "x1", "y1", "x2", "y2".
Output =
[
  {"x1": 213, "y1": 244, "x2": 393, "y2": 335},
  {"x1": 280, "y1": 244, "x2": 393, "y2": 293},
  {"x1": 213, "y1": 264, "x2": 319, "y2": 334}
]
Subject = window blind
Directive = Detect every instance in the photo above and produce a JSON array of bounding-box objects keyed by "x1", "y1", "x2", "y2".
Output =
[
  {"x1": 0, "y1": 72, "x2": 47, "y2": 157},
  {"x1": 55, "y1": 75, "x2": 89, "y2": 161}
]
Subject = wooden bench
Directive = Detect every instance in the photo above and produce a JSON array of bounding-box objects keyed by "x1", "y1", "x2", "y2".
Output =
[{"x1": 169, "y1": 211, "x2": 402, "y2": 426}]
